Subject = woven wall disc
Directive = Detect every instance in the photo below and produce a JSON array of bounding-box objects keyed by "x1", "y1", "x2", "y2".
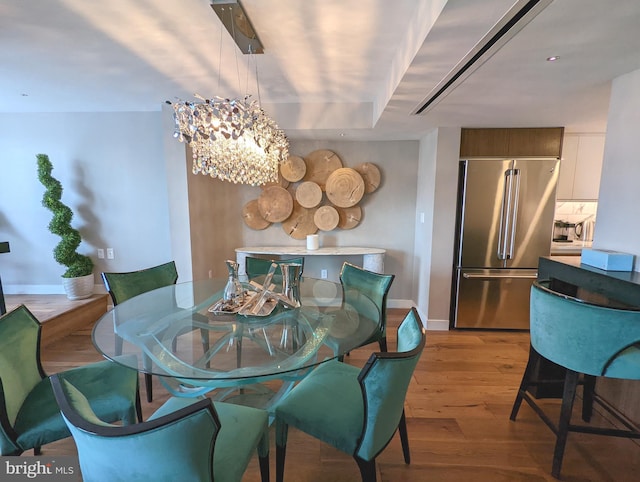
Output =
[
  {"x1": 295, "y1": 181, "x2": 323, "y2": 208},
  {"x1": 314, "y1": 205, "x2": 340, "y2": 231},
  {"x1": 242, "y1": 199, "x2": 271, "y2": 230},
  {"x1": 336, "y1": 205, "x2": 362, "y2": 230},
  {"x1": 282, "y1": 201, "x2": 318, "y2": 240},
  {"x1": 258, "y1": 186, "x2": 293, "y2": 223},
  {"x1": 353, "y1": 162, "x2": 381, "y2": 193},
  {"x1": 325, "y1": 168, "x2": 365, "y2": 208},
  {"x1": 280, "y1": 155, "x2": 306, "y2": 182},
  {"x1": 303, "y1": 150, "x2": 343, "y2": 190}
]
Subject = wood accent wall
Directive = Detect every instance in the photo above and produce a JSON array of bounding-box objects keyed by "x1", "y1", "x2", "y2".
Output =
[{"x1": 460, "y1": 127, "x2": 564, "y2": 158}]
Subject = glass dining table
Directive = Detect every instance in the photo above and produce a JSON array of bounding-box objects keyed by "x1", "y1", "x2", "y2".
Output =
[{"x1": 92, "y1": 276, "x2": 379, "y2": 412}]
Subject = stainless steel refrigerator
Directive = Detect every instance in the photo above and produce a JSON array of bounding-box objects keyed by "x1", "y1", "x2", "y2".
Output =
[{"x1": 451, "y1": 158, "x2": 559, "y2": 329}]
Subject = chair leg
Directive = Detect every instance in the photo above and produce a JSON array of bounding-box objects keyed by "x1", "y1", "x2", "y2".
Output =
[
  {"x1": 34, "y1": 446, "x2": 42, "y2": 456},
  {"x1": 354, "y1": 456, "x2": 377, "y2": 482},
  {"x1": 510, "y1": 344, "x2": 539, "y2": 421},
  {"x1": 552, "y1": 369, "x2": 579, "y2": 479},
  {"x1": 134, "y1": 388, "x2": 143, "y2": 423},
  {"x1": 582, "y1": 374, "x2": 596, "y2": 423},
  {"x1": 144, "y1": 373, "x2": 153, "y2": 403},
  {"x1": 398, "y1": 409, "x2": 411, "y2": 464},
  {"x1": 378, "y1": 337, "x2": 387, "y2": 352},
  {"x1": 276, "y1": 420, "x2": 288, "y2": 482},
  {"x1": 259, "y1": 453, "x2": 270, "y2": 482}
]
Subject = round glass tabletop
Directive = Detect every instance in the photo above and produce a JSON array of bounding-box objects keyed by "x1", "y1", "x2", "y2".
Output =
[{"x1": 92, "y1": 277, "x2": 380, "y2": 386}]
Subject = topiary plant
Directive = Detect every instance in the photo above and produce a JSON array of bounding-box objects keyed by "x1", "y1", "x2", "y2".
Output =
[{"x1": 37, "y1": 153, "x2": 94, "y2": 278}]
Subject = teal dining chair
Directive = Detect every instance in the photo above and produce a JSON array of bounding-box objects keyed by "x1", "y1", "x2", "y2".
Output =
[
  {"x1": 274, "y1": 307, "x2": 426, "y2": 482},
  {"x1": 102, "y1": 260, "x2": 185, "y2": 403},
  {"x1": 51, "y1": 374, "x2": 270, "y2": 482},
  {"x1": 245, "y1": 256, "x2": 305, "y2": 284},
  {"x1": 339, "y1": 262, "x2": 394, "y2": 355},
  {"x1": 0, "y1": 305, "x2": 141, "y2": 456},
  {"x1": 510, "y1": 281, "x2": 640, "y2": 479}
]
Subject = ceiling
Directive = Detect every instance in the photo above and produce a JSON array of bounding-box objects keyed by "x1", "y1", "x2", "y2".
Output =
[{"x1": 3, "y1": 0, "x2": 640, "y2": 141}]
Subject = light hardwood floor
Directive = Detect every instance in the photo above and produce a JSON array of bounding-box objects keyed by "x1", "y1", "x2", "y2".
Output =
[{"x1": 30, "y1": 308, "x2": 640, "y2": 481}]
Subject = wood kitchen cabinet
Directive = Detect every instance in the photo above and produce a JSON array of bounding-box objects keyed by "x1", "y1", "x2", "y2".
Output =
[
  {"x1": 556, "y1": 133, "x2": 605, "y2": 200},
  {"x1": 459, "y1": 127, "x2": 564, "y2": 158}
]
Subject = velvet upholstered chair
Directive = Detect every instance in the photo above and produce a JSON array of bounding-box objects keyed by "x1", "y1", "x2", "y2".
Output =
[
  {"x1": 0, "y1": 305, "x2": 141, "y2": 456},
  {"x1": 339, "y1": 262, "x2": 394, "y2": 355},
  {"x1": 245, "y1": 256, "x2": 305, "y2": 284},
  {"x1": 51, "y1": 374, "x2": 270, "y2": 482},
  {"x1": 510, "y1": 281, "x2": 640, "y2": 478},
  {"x1": 274, "y1": 307, "x2": 426, "y2": 482},
  {"x1": 102, "y1": 260, "x2": 183, "y2": 403}
]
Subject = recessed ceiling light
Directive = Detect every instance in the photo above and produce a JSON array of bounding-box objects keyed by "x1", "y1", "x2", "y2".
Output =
[{"x1": 546, "y1": 56, "x2": 560, "y2": 61}]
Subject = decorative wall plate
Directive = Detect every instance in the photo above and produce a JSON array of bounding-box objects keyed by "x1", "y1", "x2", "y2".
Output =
[
  {"x1": 303, "y1": 150, "x2": 343, "y2": 190},
  {"x1": 280, "y1": 155, "x2": 307, "y2": 182},
  {"x1": 314, "y1": 205, "x2": 339, "y2": 231},
  {"x1": 258, "y1": 186, "x2": 293, "y2": 223},
  {"x1": 354, "y1": 162, "x2": 381, "y2": 193},
  {"x1": 325, "y1": 168, "x2": 365, "y2": 208},
  {"x1": 295, "y1": 181, "x2": 323, "y2": 208},
  {"x1": 242, "y1": 199, "x2": 271, "y2": 230}
]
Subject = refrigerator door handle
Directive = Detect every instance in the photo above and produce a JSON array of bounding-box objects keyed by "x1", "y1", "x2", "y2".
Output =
[
  {"x1": 462, "y1": 272, "x2": 538, "y2": 280},
  {"x1": 506, "y1": 169, "x2": 521, "y2": 259},
  {"x1": 497, "y1": 168, "x2": 516, "y2": 260}
]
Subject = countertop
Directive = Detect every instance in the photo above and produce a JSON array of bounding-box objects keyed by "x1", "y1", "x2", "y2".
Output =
[
  {"x1": 538, "y1": 255, "x2": 640, "y2": 307},
  {"x1": 550, "y1": 240, "x2": 592, "y2": 256}
]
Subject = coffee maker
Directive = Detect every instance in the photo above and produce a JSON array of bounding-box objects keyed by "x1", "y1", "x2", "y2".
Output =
[{"x1": 553, "y1": 220, "x2": 575, "y2": 242}]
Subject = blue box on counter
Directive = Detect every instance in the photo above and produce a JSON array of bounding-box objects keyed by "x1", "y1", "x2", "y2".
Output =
[{"x1": 581, "y1": 248, "x2": 635, "y2": 271}]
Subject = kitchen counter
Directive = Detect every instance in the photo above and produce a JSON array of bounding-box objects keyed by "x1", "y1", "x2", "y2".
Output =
[
  {"x1": 550, "y1": 240, "x2": 592, "y2": 256},
  {"x1": 538, "y1": 255, "x2": 640, "y2": 307}
]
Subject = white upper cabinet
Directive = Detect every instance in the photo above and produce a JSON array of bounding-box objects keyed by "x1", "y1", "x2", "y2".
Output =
[{"x1": 556, "y1": 133, "x2": 605, "y2": 200}]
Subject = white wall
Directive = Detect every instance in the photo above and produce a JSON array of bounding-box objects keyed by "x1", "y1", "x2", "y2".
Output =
[
  {"x1": 414, "y1": 128, "x2": 460, "y2": 330},
  {"x1": 594, "y1": 67, "x2": 640, "y2": 271},
  {"x1": 413, "y1": 129, "x2": 438, "y2": 325},
  {"x1": 0, "y1": 112, "x2": 174, "y2": 292},
  {"x1": 0, "y1": 112, "x2": 424, "y2": 306}
]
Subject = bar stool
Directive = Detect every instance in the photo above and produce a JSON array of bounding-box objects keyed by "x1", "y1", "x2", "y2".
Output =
[{"x1": 510, "y1": 280, "x2": 640, "y2": 478}]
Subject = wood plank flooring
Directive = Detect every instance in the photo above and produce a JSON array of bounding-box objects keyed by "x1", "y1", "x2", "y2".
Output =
[{"x1": 31, "y1": 308, "x2": 640, "y2": 481}]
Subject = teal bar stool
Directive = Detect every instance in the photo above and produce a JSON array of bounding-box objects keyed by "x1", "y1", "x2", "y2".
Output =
[{"x1": 510, "y1": 280, "x2": 640, "y2": 478}]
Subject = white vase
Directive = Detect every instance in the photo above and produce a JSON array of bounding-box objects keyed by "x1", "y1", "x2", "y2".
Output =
[{"x1": 62, "y1": 273, "x2": 95, "y2": 300}]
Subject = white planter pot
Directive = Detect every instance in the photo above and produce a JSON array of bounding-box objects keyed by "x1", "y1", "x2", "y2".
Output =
[{"x1": 62, "y1": 274, "x2": 94, "y2": 300}]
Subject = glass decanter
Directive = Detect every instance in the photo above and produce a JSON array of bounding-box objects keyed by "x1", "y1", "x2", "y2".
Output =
[{"x1": 223, "y1": 260, "x2": 244, "y2": 307}]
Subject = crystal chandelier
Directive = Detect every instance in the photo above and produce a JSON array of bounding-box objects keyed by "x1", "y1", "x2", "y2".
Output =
[
  {"x1": 170, "y1": 1, "x2": 289, "y2": 186},
  {"x1": 171, "y1": 94, "x2": 288, "y2": 186}
]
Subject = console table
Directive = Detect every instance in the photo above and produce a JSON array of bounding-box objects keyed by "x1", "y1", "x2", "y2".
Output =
[{"x1": 235, "y1": 246, "x2": 386, "y2": 275}]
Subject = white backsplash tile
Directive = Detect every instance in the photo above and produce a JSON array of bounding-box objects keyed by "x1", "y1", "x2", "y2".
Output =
[{"x1": 555, "y1": 201, "x2": 597, "y2": 223}]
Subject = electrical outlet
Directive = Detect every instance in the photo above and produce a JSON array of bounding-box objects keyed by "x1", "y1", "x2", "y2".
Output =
[
  {"x1": 106, "y1": 248, "x2": 114, "y2": 260},
  {"x1": 97, "y1": 248, "x2": 105, "y2": 259},
  {"x1": 321, "y1": 269, "x2": 328, "y2": 279}
]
